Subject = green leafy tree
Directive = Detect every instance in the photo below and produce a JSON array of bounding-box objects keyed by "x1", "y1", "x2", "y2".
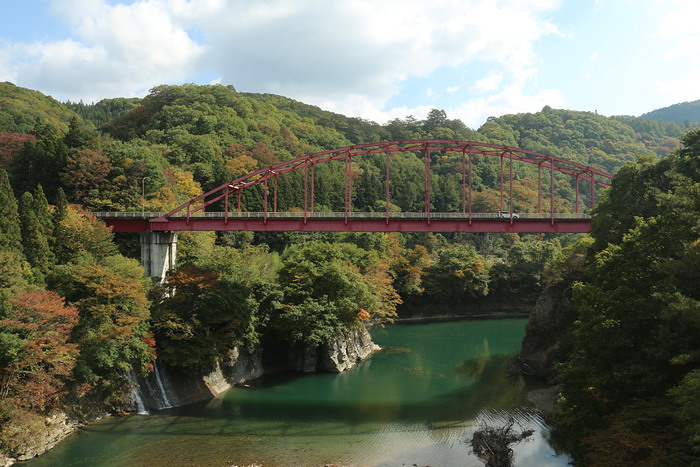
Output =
[
  {"x1": 422, "y1": 244, "x2": 490, "y2": 302},
  {"x1": 273, "y1": 241, "x2": 399, "y2": 346},
  {"x1": 48, "y1": 256, "x2": 154, "y2": 393},
  {"x1": 12, "y1": 125, "x2": 68, "y2": 198},
  {"x1": 31, "y1": 185, "x2": 53, "y2": 238},
  {"x1": 554, "y1": 130, "x2": 700, "y2": 463},
  {"x1": 152, "y1": 245, "x2": 279, "y2": 370},
  {"x1": 670, "y1": 370, "x2": 700, "y2": 456}
]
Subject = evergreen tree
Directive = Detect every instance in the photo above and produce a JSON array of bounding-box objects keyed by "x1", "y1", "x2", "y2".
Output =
[
  {"x1": 0, "y1": 169, "x2": 22, "y2": 255},
  {"x1": 13, "y1": 125, "x2": 68, "y2": 198},
  {"x1": 18, "y1": 192, "x2": 52, "y2": 275},
  {"x1": 32, "y1": 184, "x2": 53, "y2": 237},
  {"x1": 52, "y1": 187, "x2": 70, "y2": 264},
  {"x1": 63, "y1": 116, "x2": 92, "y2": 148}
]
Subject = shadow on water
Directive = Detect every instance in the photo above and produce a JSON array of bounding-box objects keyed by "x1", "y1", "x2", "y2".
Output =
[
  {"x1": 77, "y1": 355, "x2": 527, "y2": 439},
  {"x1": 27, "y1": 319, "x2": 572, "y2": 467}
]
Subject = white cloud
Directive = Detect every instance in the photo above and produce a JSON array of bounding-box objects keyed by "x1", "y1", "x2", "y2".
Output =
[
  {"x1": 1, "y1": 0, "x2": 563, "y2": 122},
  {"x1": 654, "y1": 0, "x2": 700, "y2": 104},
  {"x1": 449, "y1": 83, "x2": 566, "y2": 128},
  {"x1": 656, "y1": 70, "x2": 700, "y2": 104},
  {"x1": 185, "y1": 0, "x2": 563, "y2": 120},
  {"x1": 656, "y1": 0, "x2": 700, "y2": 60},
  {"x1": 446, "y1": 86, "x2": 460, "y2": 93},
  {"x1": 471, "y1": 73, "x2": 503, "y2": 93},
  {"x1": 4, "y1": 0, "x2": 204, "y2": 101}
]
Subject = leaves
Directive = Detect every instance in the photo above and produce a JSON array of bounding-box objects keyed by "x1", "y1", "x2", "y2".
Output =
[{"x1": 0, "y1": 290, "x2": 78, "y2": 410}]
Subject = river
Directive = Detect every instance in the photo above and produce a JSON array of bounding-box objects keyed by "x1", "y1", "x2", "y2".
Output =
[{"x1": 28, "y1": 318, "x2": 570, "y2": 466}]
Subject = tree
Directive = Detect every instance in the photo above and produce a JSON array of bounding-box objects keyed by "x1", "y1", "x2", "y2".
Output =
[
  {"x1": 423, "y1": 109, "x2": 448, "y2": 132},
  {"x1": 12, "y1": 125, "x2": 68, "y2": 198},
  {"x1": 60, "y1": 148, "x2": 111, "y2": 204},
  {"x1": 670, "y1": 370, "x2": 700, "y2": 456},
  {"x1": 554, "y1": 130, "x2": 700, "y2": 462},
  {"x1": 18, "y1": 192, "x2": 52, "y2": 276},
  {"x1": 225, "y1": 154, "x2": 258, "y2": 178},
  {"x1": 152, "y1": 245, "x2": 279, "y2": 369},
  {"x1": 63, "y1": 116, "x2": 94, "y2": 149},
  {"x1": 31, "y1": 185, "x2": 53, "y2": 238},
  {"x1": 0, "y1": 290, "x2": 78, "y2": 410},
  {"x1": 273, "y1": 242, "x2": 399, "y2": 346},
  {"x1": 53, "y1": 205, "x2": 117, "y2": 264},
  {"x1": 48, "y1": 255, "x2": 154, "y2": 391},
  {"x1": 422, "y1": 244, "x2": 490, "y2": 302},
  {"x1": 0, "y1": 170, "x2": 21, "y2": 255}
]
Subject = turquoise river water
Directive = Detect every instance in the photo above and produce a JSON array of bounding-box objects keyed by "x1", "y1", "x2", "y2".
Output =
[{"x1": 28, "y1": 318, "x2": 570, "y2": 466}]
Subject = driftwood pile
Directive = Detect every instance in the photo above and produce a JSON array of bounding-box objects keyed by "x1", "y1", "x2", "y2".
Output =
[{"x1": 471, "y1": 418, "x2": 534, "y2": 467}]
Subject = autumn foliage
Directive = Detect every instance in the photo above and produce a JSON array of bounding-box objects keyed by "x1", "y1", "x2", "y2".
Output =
[{"x1": 0, "y1": 290, "x2": 78, "y2": 410}]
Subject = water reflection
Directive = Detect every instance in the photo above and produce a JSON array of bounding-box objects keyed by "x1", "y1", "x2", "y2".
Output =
[{"x1": 28, "y1": 319, "x2": 570, "y2": 467}]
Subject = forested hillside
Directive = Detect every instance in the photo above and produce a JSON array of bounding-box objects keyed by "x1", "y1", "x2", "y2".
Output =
[
  {"x1": 1, "y1": 82, "x2": 697, "y2": 463},
  {"x1": 537, "y1": 129, "x2": 700, "y2": 464},
  {"x1": 0, "y1": 82, "x2": 76, "y2": 134},
  {"x1": 641, "y1": 99, "x2": 700, "y2": 126}
]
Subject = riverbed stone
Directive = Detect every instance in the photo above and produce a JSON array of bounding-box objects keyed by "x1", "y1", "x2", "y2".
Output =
[{"x1": 527, "y1": 385, "x2": 561, "y2": 418}]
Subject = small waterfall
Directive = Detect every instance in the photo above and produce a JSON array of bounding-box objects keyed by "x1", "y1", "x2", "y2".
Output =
[
  {"x1": 126, "y1": 369, "x2": 149, "y2": 414},
  {"x1": 152, "y1": 360, "x2": 175, "y2": 409}
]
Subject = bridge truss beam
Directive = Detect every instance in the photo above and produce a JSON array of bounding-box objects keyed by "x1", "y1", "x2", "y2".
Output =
[{"x1": 104, "y1": 216, "x2": 592, "y2": 234}]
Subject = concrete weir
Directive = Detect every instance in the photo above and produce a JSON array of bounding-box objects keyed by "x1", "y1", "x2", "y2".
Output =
[{"x1": 140, "y1": 232, "x2": 177, "y2": 285}]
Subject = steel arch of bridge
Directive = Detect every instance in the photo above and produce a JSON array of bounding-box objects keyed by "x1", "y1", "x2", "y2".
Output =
[{"x1": 134, "y1": 140, "x2": 612, "y2": 233}]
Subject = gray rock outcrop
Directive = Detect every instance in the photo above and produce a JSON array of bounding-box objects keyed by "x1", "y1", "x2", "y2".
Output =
[
  {"x1": 129, "y1": 346, "x2": 263, "y2": 412},
  {"x1": 290, "y1": 323, "x2": 379, "y2": 373},
  {"x1": 519, "y1": 285, "x2": 573, "y2": 382}
]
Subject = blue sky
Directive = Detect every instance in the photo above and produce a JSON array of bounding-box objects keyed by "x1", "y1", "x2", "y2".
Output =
[{"x1": 1, "y1": 0, "x2": 698, "y2": 128}]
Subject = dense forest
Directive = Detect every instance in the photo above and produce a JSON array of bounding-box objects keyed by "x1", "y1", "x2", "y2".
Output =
[
  {"x1": 641, "y1": 98, "x2": 700, "y2": 126},
  {"x1": 535, "y1": 129, "x2": 700, "y2": 464},
  {"x1": 1, "y1": 81, "x2": 698, "y2": 464}
]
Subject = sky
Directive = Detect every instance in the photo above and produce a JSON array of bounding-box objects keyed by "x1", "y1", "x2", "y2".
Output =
[{"x1": 1, "y1": 0, "x2": 699, "y2": 128}]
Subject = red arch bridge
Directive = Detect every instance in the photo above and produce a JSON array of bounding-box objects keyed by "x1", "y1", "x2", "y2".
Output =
[{"x1": 96, "y1": 140, "x2": 612, "y2": 235}]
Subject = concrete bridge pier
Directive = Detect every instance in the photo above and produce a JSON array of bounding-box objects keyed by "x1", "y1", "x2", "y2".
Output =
[{"x1": 140, "y1": 232, "x2": 177, "y2": 285}]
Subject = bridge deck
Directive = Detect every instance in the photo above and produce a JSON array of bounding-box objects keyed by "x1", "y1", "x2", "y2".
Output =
[{"x1": 95, "y1": 212, "x2": 592, "y2": 233}]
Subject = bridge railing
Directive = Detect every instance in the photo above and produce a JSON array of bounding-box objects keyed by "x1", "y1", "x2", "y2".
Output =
[{"x1": 93, "y1": 211, "x2": 591, "y2": 220}]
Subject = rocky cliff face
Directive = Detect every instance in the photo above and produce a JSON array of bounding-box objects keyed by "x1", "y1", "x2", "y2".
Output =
[
  {"x1": 131, "y1": 325, "x2": 379, "y2": 412},
  {"x1": 3, "y1": 328, "x2": 378, "y2": 465},
  {"x1": 129, "y1": 346, "x2": 263, "y2": 412},
  {"x1": 290, "y1": 323, "x2": 379, "y2": 373},
  {"x1": 519, "y1": 285, "x2": 574, "y2": 383},
  {"x1": 0, "y1": 412, "x2": 85, "y2": 466}
]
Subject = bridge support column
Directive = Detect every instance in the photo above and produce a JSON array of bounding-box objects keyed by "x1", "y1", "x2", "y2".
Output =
[{"x1": 140, "y1": 232, "x2": 177, "y2": 285}]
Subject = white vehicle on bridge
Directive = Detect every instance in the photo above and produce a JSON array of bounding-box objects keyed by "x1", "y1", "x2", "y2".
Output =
[{"x1": 497, "y1": 211, "x2": 519, "y2": 219}]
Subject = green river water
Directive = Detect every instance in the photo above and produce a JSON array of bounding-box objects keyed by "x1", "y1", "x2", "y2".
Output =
[{"x1": 28, "y1": 318, "x2": 570, "y2": 466}]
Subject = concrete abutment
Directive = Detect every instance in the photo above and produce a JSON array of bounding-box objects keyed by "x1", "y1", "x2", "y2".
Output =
[{"x1": 140, "y1": 232, "x2": 177, "y2": 285}]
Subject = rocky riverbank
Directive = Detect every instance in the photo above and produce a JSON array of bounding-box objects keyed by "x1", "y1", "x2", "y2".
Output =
[
  {"x1": 1, "y1": 323, "x2": 380, "y2": 465},
  {"x1": 290, "y1": 323, "x2": 379, "y2": 373},
  {"x1": 519, "y1": 284, "x2": 573, "y2": 383},
  {"x1": 1, "y1": 411, "x2": 104, "y2": 466}
]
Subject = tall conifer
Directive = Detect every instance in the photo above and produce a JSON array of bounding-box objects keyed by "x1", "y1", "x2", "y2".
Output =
[
  {"x1": 53, "y1": 187, "x2": 69, "y2": 264},
  {"x1": 19, "y1": 192, "x2": 51, "y2": 275},
  {"x1": 0, "y1": 169, "x2": 22, "y2": 254},
  {"x1": 32, "y1": 184, "x2": 53, "y2": 236}
]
